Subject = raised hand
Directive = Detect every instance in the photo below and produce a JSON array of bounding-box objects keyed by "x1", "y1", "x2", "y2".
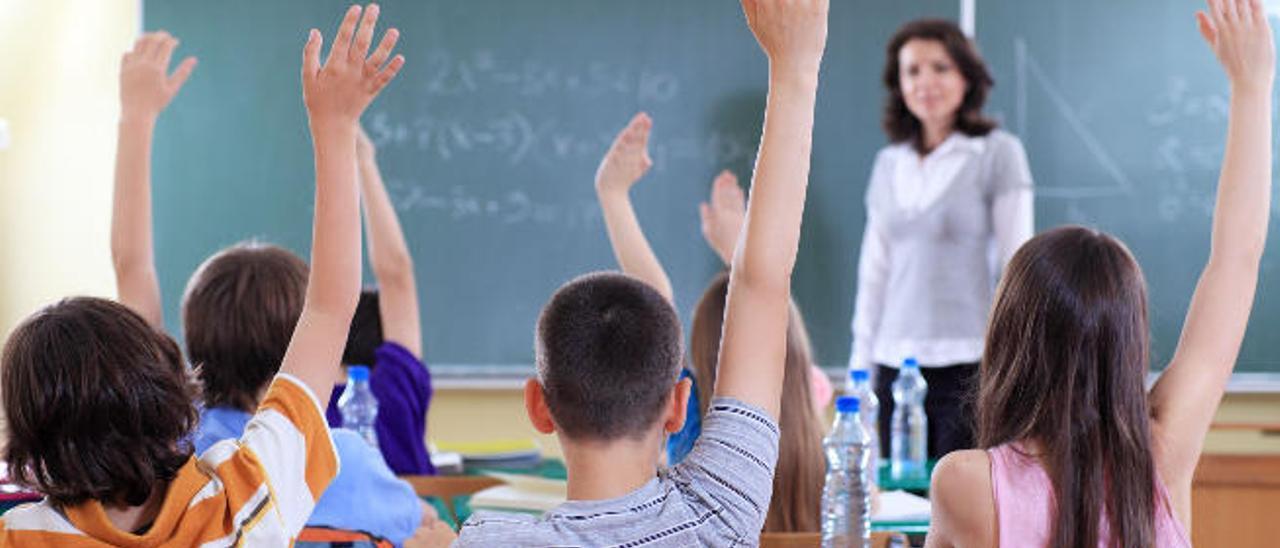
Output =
[
  {"x1": 740, "y1": 0, "x2": 829, "y2": 77},
  {"x1": 699, "y1": 170, "x2": 747, "y2": 265},
  {"x1": 302, "y1": 3, "x2": 405, "y2": 128},
  {"x1": 1197, "y1": 0, "x2": 1276, "y2": 91},
  {"x1": 357, "y1": 124, "x2": 377, "y2": 160},
  {"x1": 119, "y1": 32, "x2": 197, "y2": 122},
  {"x1": 595, "y1": 112, "x2": 654, "y2": 195},
  {"x1": 279, "y1": 3, "x2": 406, "y2": 410}
]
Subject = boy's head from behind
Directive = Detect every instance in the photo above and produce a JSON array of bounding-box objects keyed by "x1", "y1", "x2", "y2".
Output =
[
  {"x1": 527, "y1": 272, "x2": 687, "y2": 442},
  {"x1": 2, "y1": 297, "x2": 199, "y2": 507},
  {"x1": 342, "y1": 289, "x2": 384, "y2": 367},
  {"x1": 182, "y1": 241, "x2": 308, "y2": 412}
]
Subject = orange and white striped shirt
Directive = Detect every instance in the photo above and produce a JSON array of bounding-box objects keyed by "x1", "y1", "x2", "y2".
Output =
[{"x1": 0, "y1": 374, "x2": 339, "y2": 547}]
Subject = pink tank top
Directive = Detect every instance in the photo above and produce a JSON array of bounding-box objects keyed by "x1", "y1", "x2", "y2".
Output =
[{"x1": 987, "y1": 443, "x2": 1191, "y2": 547}]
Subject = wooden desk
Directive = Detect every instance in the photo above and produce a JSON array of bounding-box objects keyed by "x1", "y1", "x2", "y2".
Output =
[
  {"x1": 760, "y1": 531, "x2": 909, "y2": 548},
  {"x1": 1191, "y1": 452, "x2": 1280, "y2": 546}
]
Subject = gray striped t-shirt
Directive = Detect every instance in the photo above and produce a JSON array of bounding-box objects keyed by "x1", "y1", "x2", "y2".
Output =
[{"x1": 455, "y1": 398, "x2": 780, "y2": 547}]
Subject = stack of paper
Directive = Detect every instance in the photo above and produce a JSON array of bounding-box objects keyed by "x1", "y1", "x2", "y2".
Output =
[
  {"x1": 429, "y1": 451, "x2": 464, "y2": 475},
  {"x1": 469, "y1": 473, "x2": 567, "y2": 514},
  {"x1": 434, "y1": 439, "x2": 542, "y2": 469},
  {"x1": 872, "y1": 489, "x2": 931, "y2": 522}
]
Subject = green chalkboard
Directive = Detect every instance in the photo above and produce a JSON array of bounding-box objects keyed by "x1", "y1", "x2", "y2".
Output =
[
  {"x1": 978, "y1": 1, "x2": 1280, "y2": 374},
  {"x1": 144, "y1": 0, "x2": 958, "y2": 374}
]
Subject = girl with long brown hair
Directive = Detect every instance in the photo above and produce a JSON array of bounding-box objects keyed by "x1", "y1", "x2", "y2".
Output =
[
  {"x1": 926, "y1": 1, "x2": 1274, "y2": 546},
  {"x1": 591, "y1": 113, "x2": 831, "y2": 532}
]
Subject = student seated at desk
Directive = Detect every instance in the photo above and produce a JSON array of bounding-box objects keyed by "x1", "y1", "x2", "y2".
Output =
[
  {"x1": 591, "y1": 113, "x2": 831, "y2": 532},
  {"x1": 926, "y1": 1, "x2": 1273, "y2": 546},
  {"x1": 454, "y1": 0, "x2": 829, "y2": 544},
  {"x1": 104, "y1": 7, "x2": 435, "y2": 546},
  {"x1": 0, "y1": 6, "x2": 412, "y2": 544}
]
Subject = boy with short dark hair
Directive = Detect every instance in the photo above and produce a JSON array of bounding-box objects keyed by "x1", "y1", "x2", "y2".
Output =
[{"x1": 455, "y1": 0, "x2": 829, "y2": 544}]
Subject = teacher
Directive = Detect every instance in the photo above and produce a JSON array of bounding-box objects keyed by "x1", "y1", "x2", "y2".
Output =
[{"x1": 849, "y1": 19, "x2": 1033, "y2": 460}]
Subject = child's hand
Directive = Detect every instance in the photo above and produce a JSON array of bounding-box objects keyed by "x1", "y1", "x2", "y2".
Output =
[
  {"x1": 595, "y1": 112, "x2": 654, "y2": 196},
  {"x1": 699, "y1": 170, "x2": 747, "y2": 264},
  {"x1": 119, "y1": 32, "x2": 197, "y2": 122},
  {"x1": 740, "y1": 0, "x2": 829, "y2": 77},
  {"x1": 303, "y1": 4, "x2": 405, "y2": 130},
  {"x1": 404, "y1": 517, "x2": 458, "y2": 548},
  {"x1": 357, "y1": 125, "x2": 377, "y2": 160},
  {"x1": 1197, "y1": 0, "x2": 1276, "y2": 92}
]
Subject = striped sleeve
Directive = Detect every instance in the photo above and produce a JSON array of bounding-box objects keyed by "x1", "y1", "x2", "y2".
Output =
[
  {"x1": 672, "y1": 397, "x2": 781, "y2": 538},
  {"x1": 237, "y1": 374, "x2": 340, "y2": 538}
]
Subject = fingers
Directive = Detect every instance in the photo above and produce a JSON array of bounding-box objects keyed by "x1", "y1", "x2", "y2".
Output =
[
  {"x1": 155, "y1": 34, "x2": 178, "y2": 69},
  {"x1": 327, "y1": 5, "x2": 363, "y2": 66},
  {"x1": 712, "y1": 171, "x2": 744, "y2": 208},
  {"x1": 134, "y1": 33, "x2": 157, "y2": 59},
  {"x1": 371, "y1": 54, "x2": 406, "y2": 93},
  {"x1": 351, "y1": 3, "x2": 381, "y2": 61},
  {"x1": 622, "y1": 112, "x2": 652, "y2": 147},
  {"x1": 1223, "y1": 0, "x2": 1241, "y2": 23},
  {"x1": 303, "y1": 28, "x2": 323, "y2": 84},
  {"x1": 1240, "y1": 0, "x2": 1262, "y2": 25},
  {"x1": 366, "y1": 28, "x2": 400, "y2": 74},
  {"x1": 1197, "y1": 11, "x2": 1218, "y2": 47},
  {"x1": 699, "y1": 202, "x2": 713, "y2": 225},
  {"x1": 168, "y1": 57, "x2": 198, "y2": 91}
]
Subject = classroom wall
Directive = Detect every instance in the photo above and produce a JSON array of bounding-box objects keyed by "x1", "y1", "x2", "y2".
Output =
[
  {"x1": 428, "y1": 388, "x2": 1280, "y2": 459},
  {"x1": 0, "y1": 0, "x2": 137, "y2": 339},
  {"x1": 1, "y1": 2, "x2": 1277, "y2": 461}
]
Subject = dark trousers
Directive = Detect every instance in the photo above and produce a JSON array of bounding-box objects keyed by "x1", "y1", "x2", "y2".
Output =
[{"x1": 874, "y1": 362, "x2": 978, "y2": 460}]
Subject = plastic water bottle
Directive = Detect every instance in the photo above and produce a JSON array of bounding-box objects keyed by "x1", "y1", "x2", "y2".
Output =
[
  {"x1": 848, "y1": 369, "x2": 880, "y2": 487},
  {"x1": 890, "y1": 357, "x2": 928, "y2": 480},
  {"x1": 338, "y1": 365, "x2": 379, "y2": 449},
  {"x1": 820, "y1": 396, "x2": 871, "y2": 548}
]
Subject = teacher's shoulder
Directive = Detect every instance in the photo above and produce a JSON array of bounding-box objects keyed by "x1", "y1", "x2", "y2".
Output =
[{"x1": 983, "y1": 128, "x2": 1028, "y2": 160}]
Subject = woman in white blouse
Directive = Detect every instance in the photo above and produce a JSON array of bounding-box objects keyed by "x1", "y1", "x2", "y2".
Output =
[{"x1": 850, "y1": 19, "x2": 1034, "y2": 460}]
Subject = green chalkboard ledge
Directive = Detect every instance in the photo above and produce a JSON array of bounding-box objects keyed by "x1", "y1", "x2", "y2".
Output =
[{"x1": 434, "y1": 367, "x2": 1280, "y2": 392}]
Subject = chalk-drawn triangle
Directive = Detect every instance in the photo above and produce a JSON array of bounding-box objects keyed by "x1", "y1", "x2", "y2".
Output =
[{"x1": 1016, "y1": 38, "x2": 1133, "y2": 199}]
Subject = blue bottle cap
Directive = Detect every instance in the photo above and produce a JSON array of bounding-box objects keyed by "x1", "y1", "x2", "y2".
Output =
[
  {"x1": 347, "y1": 365, "x2": 370, "y2": 382},
  {"x1": 836, "y1": 396, "x2": 860, "y2": 413},
  {"x1": 850, "y1": 369, "x2": 870, "y2": 382},
  {"x1": 902, "y1": 357, "x2": 918, "y2": 368}
]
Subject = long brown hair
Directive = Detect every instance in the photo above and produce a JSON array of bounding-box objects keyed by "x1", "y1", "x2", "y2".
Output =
[
  {"x1": 690, "y1": 271, "x2": 825, "y2": 533},
  {"x1": 881, "y1": 18, "x2": 997, "y2": 154},
  {"x1": 978, "y1": 226, "x2": 1156, "y2": 547}
]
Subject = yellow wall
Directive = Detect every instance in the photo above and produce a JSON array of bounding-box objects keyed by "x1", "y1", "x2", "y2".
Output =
[
  {"x1": 428, "y1": 388, "x2": 1280, "y2": 459},
  {"x1": 0, "y1": 0, "x2": 138, "y2": 338}
]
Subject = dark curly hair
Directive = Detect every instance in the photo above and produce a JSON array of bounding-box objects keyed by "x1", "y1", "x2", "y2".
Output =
[
  {"x1": 882, "y1": 18, "x2": 997, "y2": 153},
  {"x1": 1, "y1": 297, "x2": 200, "y2": 507}
]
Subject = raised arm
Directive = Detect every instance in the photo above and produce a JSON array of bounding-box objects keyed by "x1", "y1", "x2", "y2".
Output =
[
  {"x1": 714, "y1": 0, "x2": 828, "y2": 418},
  {"x1": 594, "y1": 112, "x2": 674, "y2": 302},
  {"x1": 111, "y1": 32, "x2": 196, "y2": 327},
  {"x1": 356, "y1": 126, "x2": 423, "y2": 357},
  {"x1": 281, "y1": 4, "x2": 405, "y2": 401},
  {"x1": 698, "y1": 170, "x2": 747, "y2": 266},
  {"x1": 1150, "y1": 0, "x2": 1274, "y2": 485}
]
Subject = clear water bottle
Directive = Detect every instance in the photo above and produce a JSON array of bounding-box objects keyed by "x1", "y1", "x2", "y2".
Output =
[
  {"x1": 890, "y1": 357, "x2": 928, "y2": 480},
  {"x1": 820, "y1": 396, "x2": 871, "y2": 548},
  {"x1": 848, "y1": 369, "x2": 879, "y2": 488},
  {"x1": 338, "y1": 365, "x2": 379, "y2": 449}
]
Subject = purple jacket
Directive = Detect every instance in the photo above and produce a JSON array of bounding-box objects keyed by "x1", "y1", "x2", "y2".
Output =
[{"x1": 328, "y1": 341, "x2": 436, "y2": 475}]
